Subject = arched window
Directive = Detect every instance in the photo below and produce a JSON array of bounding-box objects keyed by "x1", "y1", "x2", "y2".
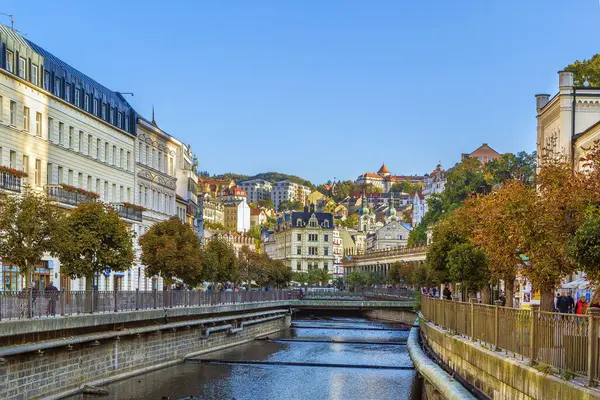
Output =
[
  {"x1": 323, "y1": 220, "x2": 329, "y2": 228},
  {"x1": 296, "y1": 219, "x2": 303, "y2": 227}
]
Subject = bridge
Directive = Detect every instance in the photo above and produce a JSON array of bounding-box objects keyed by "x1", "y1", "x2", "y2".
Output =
[{"x1": 343, "y1": 246, "x2": 428, "y2": 276}]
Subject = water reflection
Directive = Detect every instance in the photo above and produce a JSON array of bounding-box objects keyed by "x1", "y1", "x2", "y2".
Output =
[{"x1": 68, "y1": 317, "x2": 419, "y2": 400}]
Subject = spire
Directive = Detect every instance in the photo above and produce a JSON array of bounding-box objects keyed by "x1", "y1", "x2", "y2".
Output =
[{"x1": 151, "y1": 105, "x2": 157, "y2": 126}]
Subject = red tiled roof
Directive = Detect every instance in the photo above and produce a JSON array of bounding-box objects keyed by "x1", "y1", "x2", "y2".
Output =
[
  {"x1": 361, "y1": 173, "x2": 383, "y2": 179},
  {"x1": 250, "y1": 208, "x2": 263, "y2": 216},
  {"x1": 378, "y1": 163, "x2": 390, "y2": 174}
]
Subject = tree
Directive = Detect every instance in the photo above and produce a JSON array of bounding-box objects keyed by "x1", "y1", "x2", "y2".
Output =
[
  {"x1": 346, "y1": 270, "x2": 369, "y2": 288},
  {"x1": 565, "y1": 54, "x2": 600, "y2": 87},
  {"x1": 308, "y1": 268, "x2": 331, "y2": 285},
  {"x1": 568, "y1": 207, "x2": 600, "y2": 306},
  {"x1": 56, "y1": 202, "x2": 134, "y2": 290},
  {"x1": 388, "y1": 261, "x2": 414, "y2": 285},
  {"x1": 341, "y1": 213, "x2": 358, "y2": 229},
  {"x1": 139, "y1": 217, "x2": 202, "y2": 288},
  {"x1": 391, "y1": 181, "x2": 422, "y2": 195},
  {"x1": 265, "y1": 259, "x2": 292, "y2": 287},
  {"x1": 203, "y1": 221, "x2": 226, "y2": 231},
  {"x1": 292, "y1": 271, "x2": 309, "y2": 285},
  {"x1": 484, "y1": 151, "x2": 536, "y2": 187},
  {"x1": 442, "y1": 157, "x2": 490, "y2": 213},
  {"x1": 407, "y1": 222, "x2": 427, "y2": 247},
  {"x1": 201, "y1": 238, "x2": 238, "y2": 283},
  {"x1": 447, "y1": 243, "x2": 490, "y2": 301},
  {"x1": 247, "y1": 225, "x2": 261, "y2": 241},
  {"x1": 0, "y1": 191, "x2": 62, "y2": 289},
  {"x1": 257, "y1": 198, "x2": 274, "y2": 210},
  {"x1": 278, "y1": 200, "x2": 304, "y2": 212}
]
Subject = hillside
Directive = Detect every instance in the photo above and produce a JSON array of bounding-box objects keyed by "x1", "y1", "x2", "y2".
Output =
[{"x1": 210, "y1": 172, "x2": 315, "y2": 189}]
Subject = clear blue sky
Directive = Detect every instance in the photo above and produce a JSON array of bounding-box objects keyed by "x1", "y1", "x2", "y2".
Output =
[{"x1": 3, "y1": 1, "x2": 600, "y2": 184}]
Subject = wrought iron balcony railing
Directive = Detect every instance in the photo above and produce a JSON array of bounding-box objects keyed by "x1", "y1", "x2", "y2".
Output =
[
  {"x1": 0, "y1": 171, "x2": 22, "y2": 193},
  {"x1": 46, "y1": 185, "x2": 98, "y2": 206},
  {"x1": 111, "y1": 203, "x2": 143, "y2": 222}
]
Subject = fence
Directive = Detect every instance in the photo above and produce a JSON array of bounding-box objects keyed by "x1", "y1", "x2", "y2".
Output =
[
  {"x1": 421, "y1": 297, "x2": 600, "y2": 384},
  {"x1": 0, "y1": 289, "x2": 294, "y2": 321}
]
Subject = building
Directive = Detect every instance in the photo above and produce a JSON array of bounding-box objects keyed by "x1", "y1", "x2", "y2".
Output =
[
  {"x1": 199, "y1": 194, "x2": 224, "y2": 226},
  {"x1": 198, "y1": 178, "x2": 235, "y2": 198},
  {"x1": 250, "y1": 207, "x2": 267, "y2": 228},
  {"x1": 238, "y1": 179, "x2": 272, "y2": 204},
  {"x1": 271, "y1": 180, "x2": 311, "y2": 210},
  {"x1": 536, "y1": 70, "x2": 600, "y2": 172},
  {"x1": 273, "y1": 206, "x2": 334, "y2": 272},
  {"x1": 261, "y1": 230, "x2": 277, "y2": 259},
  {"x1": 338, "y1": 228, "x2": 366, "y2": 256},
  {"x1": 332, "y1": 229, "x2": 344, "y2": 277},
  {"x1": 366, "y1": 220, "x2": 412, "y2": 251},
  {"x1": 172, "y1": 140, "x2": 199, "y2": 227},
  {"x1": 356, "y1": 163, "x2": 426, "y2": 193},
  {"x1": 334, "y1": 204, "x2": 348, "y2": 220},
  {"x1": 411, "y1": 190, "x2": 426, "y2": 227},
  {"x1": 461, "y1": 143, "x2": 501, "y2": 165},
  {"x1": 223, "y1": 198, "x2": 251, "y2": 233},
  {"x1": 412, "y1": 163, "x2": 446, "y2": 227},
  {"x1": 205, "y1": 231, "x2": 255, "y2": 256}
]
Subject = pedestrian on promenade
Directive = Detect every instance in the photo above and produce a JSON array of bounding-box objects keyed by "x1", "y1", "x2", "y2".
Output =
[
  {"x1": 554, "y1": 293, "x2": 560, "y2": 312},
  {"x1": 45, "y1": 281, "x2": 59, "y2": 315},
  {"x1": 567, "y1": 293, "x2": 575, "y2": 313},
  {"x1": 443, "y1": 284, "x2": 452, "y2": 300},
  {"x1": 556, "y1": 291, "x2": 570, "y2": 314},
  {"x1": 575, "y1": 296, "x2": 589, "y2": 315}
]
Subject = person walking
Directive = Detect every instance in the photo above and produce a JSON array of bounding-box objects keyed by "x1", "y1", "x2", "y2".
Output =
[
  {"x1": 567, "y1": 293, "x2": 576, "y2": 313},
  {"x1": 556, "y1": 291, "x2": 570, "y2": 314},
  {"x1": 443, "y1": 284, "x2": 452, "y2": 300},
  {"x1": 45, "y1": 281, "x2": 59, "y2": 315},
  {"x1": 575, "y1": 296, "x2": 589, "y2": 315}
]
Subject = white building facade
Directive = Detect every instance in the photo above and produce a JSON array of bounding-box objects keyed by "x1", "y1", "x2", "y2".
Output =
[{"x1": 238, "y1": 179, "x2": 272, "y2": 204}]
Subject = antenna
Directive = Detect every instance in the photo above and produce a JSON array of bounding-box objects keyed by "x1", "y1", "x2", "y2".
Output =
[{"x1": 0, "y1": 13, "x2": 14, "y2": 30}]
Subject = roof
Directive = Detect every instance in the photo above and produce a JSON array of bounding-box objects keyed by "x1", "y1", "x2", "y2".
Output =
[
  {"x1": 290, "y1": 211, "x2": 334, "y2": 229},
  {"x1": 378, "y1": 163, "x2": 390, "y2": 174},
  {"x1": 250, "y1": 208, "x2": 264, "y2": 216},
  {"x1": 361, "y1": 173, "x2": 384, "y2": 179}
]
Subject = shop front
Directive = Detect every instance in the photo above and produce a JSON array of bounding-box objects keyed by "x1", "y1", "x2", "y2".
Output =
[{"x1": 0, "y1": 260, "x2": 52, "y2": 292}]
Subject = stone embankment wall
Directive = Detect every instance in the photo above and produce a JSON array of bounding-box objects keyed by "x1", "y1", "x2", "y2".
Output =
[
  {"x1": 363, "y1": 309, "x2": 416, "y2": 325},
  {"x1": 421, "y1": 321, "x2": 600, "y2": 400},
  {"x1": 0, "y1": 315, "x2": 290, "y2": 400}
]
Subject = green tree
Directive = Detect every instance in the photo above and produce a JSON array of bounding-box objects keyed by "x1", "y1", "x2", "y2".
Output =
[
  {"x1": 447, "y1": 243, "x2": 490, "y2": 299},
  {"x1": 346, "y1": 270, "x2": 369, "y2": 288},
  {"x1": 257, "y1": 198, "x2": 274, "y2": 209},
  {"x1": 203, "y1": 220, "x2": 226, "y2": 231},
  {"x1": 56, "y1": 202, "x2": 134, "y2": 290},
  {"x1": 0, "y1": 191, "x2": 62, "y2": 288},
  {"x1": 292, "y1": 271, "x2": 309, "y2": 285},
  {"x1": 407, "y1": 223, "x2": 427, "y2": 247},
  {"x1": 139, "y1": 217, "x2": 202, "y2": 288},
  {"x1": 202, "y1": 238, "x2": 238, "y2": 283},
  {"x1": 308, "y1": 268, "x2": 331, "y2": 285},
  {"x1": 266, "y1": 259, "x2": 292, "y2": 287},
  {"x1": 341, "y1": 213, "x2": 358, "y2": 229},
  {"x1": 565, "y1": 54, "x2": 600, "y2": 87},
  {"x1": 568, "y1": 207, "x2": 600, "y2": 306},
  {"x1": 484, "y1": 151, "x2": 536, "y2": 187}
]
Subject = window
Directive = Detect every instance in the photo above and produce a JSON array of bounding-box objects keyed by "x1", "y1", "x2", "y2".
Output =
[
  {"x1": 22, "y1": 155, "x2": 29, "y2": 177},
  {"x1": 18, "y1": 57, "x2": 25, "y2": 78},
  {"x1": 169, "y1": 157, "x2": 174, "y2": 176},
  {"x1": 308, "y1": 247, "x2": 318, "y2": 255},
  {"x1": 324, "y1": 247, "x2": 329, "y2": 256},
  {"x1": 67, "y1": 169, "x2": 73, "y2": 185},
  {"x1": 146, "y1": 145, "x2": 149, "y2": 165},
  {"x1": 112, "y1": 146, "x2": 117, "y2": 165},
  {"x1": 46, "y1": 163, "x2": 52, "y2": 184},
  {"x1": 164, "y1": 154, "x2": 168, "y2": 172},
  {"x1": 297, "y1": 234, "x2": 301, "y2": 241},
  {"x1": 127, "y1": 188, "x2": 131, "y2": 202},
  {"x1": 124, "y1": 116, "x2": 129, "y2": 131},
  {"x1": 69, "y1": 127, "x2": 74, "y2": 149},
  {"x1": 65, "y1": 83, "x2": 71, "y2": 102},
  {"x1": 297, "y1": 247, "x2": 301, "y2": 255},
  {"x1": 101, "y1": 103, "x2": 106, "y2": 120},
  {"x1": 84, "y1": 94, "x2": 89, "y2": 111},
  {"x1": 35, "y1": 112, "x2": 42, "y2": 137},
  {"x1": 96, "y1": 179, "x2": 101, "y2": 196},
  {"x1": 308, "y1": 234, "x2": 318, "y2": 242},
  {"x1": 54, "y1": 77, "x2": 61, "y2": 97},
  {"x1": 93, "y1": 98, "x2": 98, "y2": 115},
  {"x1": 75, "y1": 89, "x2": 81, "y2": 107},
  {"x1": 296, "y1": 219, "x2": 302, "y2": 227},
  {"x1": 96, "y1": 139, "x2": 101, "y2": 159},
  {"x1": 324, "y1": 234, "x2": 329, "y2": 242},
  {"x1": 44, "y1": 71, "x2": 50, "y2": 91},
  {"x1": 323, "y1": 220, "x2": 330, "y2": 228},
  {"x1": 23, "y1": 107, "x2": 30, "y2": 131},
  {"x1": 119, "y1": 149, "x2": 123, "y2": 168},
  {"x1": 88, "y1": 134, "x2": 92, "y2": 155},
  {"x1": 126, "y1": 151, "x2": 131, "y2": 170},
  {"x1": 77, "y1": 172, "x2": 83, "y2": 188},
  {"x1": 152, "y1": 148, "x2": 156, "y2": 168},
  {"x1": 31, "y1": 65, "x2": 38, "y2": 85},
  {"x1": 58, "y1": 123, "x2": 64, "y2": 144},
  {"x1": 78, "y1": 131, "x2": 83, "y2": 152},
  {"x1": 48, "y1": 118, "x2": 53, "y2": 141},
  {"x1": 158, "y1": 151, "x2": 163, "y2": 170},
  {"x1": 112, "y1": 184, "x2": 116, "y2": 202},
  {"x1": 9, "y1": 101, "x2": 16, "y2": 125},
  {"x1": 109, "y1": 107, "x2": 114, "y2": 124},
  {"x1": 57, "y1": 166, "x2": 63, "y2": 184},
  {"x1": 104, "y1": 142, "x2": 109, "y2": 162},
  {"x1": 117, "y1": 112, "x2": 122, "y2": 128},
  {"x1": 120, "y1": 186, "x2": 124, "y2": 201},
  {"x1": 5, "y1": 50, "x2": 13, "y2": 72},
  {"x1": 104, "y1": 181, "x2": 109, "y2": 201},
  {"x1": 9, "y1": 151, "x2": 16, "y2": 169},
  {"x1": 87, "y1": 175, "x2": 92, "y2": 190}
]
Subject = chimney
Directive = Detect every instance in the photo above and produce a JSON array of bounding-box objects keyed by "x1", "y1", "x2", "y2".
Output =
[
  {"x1": 558, "y1": 70, "x2": 574, "y2": 89},
  {"x1": 310, "y1": 203, "x2": 315, "y2": 213},
  {"x1": 303, "y1": 205, "x2": 309, "y2": 213},
  {"x1": 535, "y1": 94, "x2": 551, "y2": 112}
]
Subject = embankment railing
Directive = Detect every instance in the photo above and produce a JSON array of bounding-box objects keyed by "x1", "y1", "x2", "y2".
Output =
[{"x1": 421, "y1": 296, "x2": 600, "y2": 385}]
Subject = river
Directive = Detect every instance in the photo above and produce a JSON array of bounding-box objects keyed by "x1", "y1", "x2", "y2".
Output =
[{"x1": 69, "y1": 316, "x2": 420, "y2": 400}]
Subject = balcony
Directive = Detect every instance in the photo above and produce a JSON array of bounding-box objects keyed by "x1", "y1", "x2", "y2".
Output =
[
  {"x1": 0, "y1": 171, "x2": 23, "y2": 193},
  {"x1": 186, "y1": 201, "x2": 198, "y2": 217},
  {"x1": 46, "y1": 184, "x2": 98, "y2": 206},
  {"x1": 112, "y1": 203, "x2": 143, "y2": 222}
]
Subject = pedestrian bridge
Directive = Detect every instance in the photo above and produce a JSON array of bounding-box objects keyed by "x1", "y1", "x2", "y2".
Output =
[{"x1": 343, "y1": 246, "x2": 428, "y2": 276}]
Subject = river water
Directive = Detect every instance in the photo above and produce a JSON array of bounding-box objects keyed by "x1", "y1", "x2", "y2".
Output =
[{"x1": 70, "y1": 316, "x2": 420, "y2": 400}]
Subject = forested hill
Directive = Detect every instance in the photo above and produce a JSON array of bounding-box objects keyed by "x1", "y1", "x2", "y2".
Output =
[{"x1": 205, "y1": 171, "x2": 315, "y2": 189}]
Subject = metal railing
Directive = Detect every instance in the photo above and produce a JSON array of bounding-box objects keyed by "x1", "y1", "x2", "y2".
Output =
[
  {"x1": 45, "y1": 185, "x2": 97, "y2": 205},
  {"x1": 0, "y1": 289, "x2": 294, "y2": 321},
  {"x1": 0, "y1": 171, "x2": 22, "y2": 192},
  {"x1": 111, "y1": 203, "x2": 143, "y2": 222},
  {"x1": 421, "y1": 297, "x2": 600, "y2": 384},
  {"x1": 349, "y1": 246, "x2": 428, "y2": 261}
]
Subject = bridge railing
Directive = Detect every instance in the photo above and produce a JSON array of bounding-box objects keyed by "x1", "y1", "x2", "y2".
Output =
[
  {"x1": 0, "y1": 289, "x2": 295, "y2": 321},
  {"x1": 421, "y1": 296, "x2": 600, "y2": 385},
  {"x1": 362, "y1": 288, "x2": 416, "y2": 300},
  {"x1": 349, "y1": 246, "x2": 428, "y2": 261}
]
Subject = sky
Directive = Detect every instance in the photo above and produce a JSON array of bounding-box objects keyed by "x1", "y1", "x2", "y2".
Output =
[{"x1": 3, "y1": 1, "x2": 600, "y2": 184}]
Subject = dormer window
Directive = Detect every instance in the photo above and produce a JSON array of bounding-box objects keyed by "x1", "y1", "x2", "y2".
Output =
[
  {"x1": 323, "y1": 220, "x2": 330, "y2": 228},
  {"x1": 5, "y1": 50, "x2": 13, "y2": 73},
  {"x1": 296, "y1": 219, "x2": 303, "y2": 227},
  {"x1": 101, "y1": 103, "x2": 107, "y2": 120},
  {"x1": 65, "y1": 83, "x2": 71, "y2": 102},
  {"x1": 54, "y1": 77, "x2": 61, "y2": 97},
  {"x1": 18, "y1": 57, "x2": 26, "y2": 78}
]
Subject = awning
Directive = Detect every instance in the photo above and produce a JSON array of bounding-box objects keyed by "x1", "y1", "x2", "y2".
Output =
[
  {"x1": 113, "y1": 272, "x2": 125, "y2": 277},
  {"x1": 561, "y1": 278, "x2": 586, "y2": 289}
]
